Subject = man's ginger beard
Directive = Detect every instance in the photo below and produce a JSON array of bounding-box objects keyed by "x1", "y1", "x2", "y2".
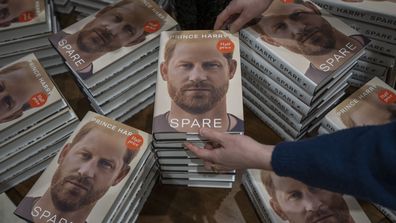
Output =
[
  {"x1": 50, "y1": 168, "x2": 107, "y2": 212},
  {"x1": 168, "y1": 80, "x2": 229, "y2": 115},
  {"x1": 77, "y1": 29, "x2": 121, "y2": 53}
]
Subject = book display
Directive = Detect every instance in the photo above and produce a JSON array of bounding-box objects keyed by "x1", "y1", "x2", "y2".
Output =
[
  {"x1": 14, "y1": 111, "x2": 157, "y2": 223},
  {"x1": 0, "y1": 0, "x2": 394, "y2": 222},
  {"x1": 50, "y1": 0, "x2": 178, "y2": 122},
  {"x1": 0, "y1": 0, "x2": 69, "y2": 76},
  {"x1": 239, "y1": 0, "x2": 368, "y2": 140},
  {"x1": 152, "y1": 30, "x2": 244, "y2": 188},
  {"x1": 0, "y1": 54, "x2": 78, "y2": 193},
  {"x1": 312, "y1": 0, "x2": 396, "y2": 88}
]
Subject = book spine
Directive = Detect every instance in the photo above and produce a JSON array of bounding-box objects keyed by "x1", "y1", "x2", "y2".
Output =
[
  {"x1": 361, "y1": 50, "x2": 395, "y2": 68},
  {"x1": 239, "y1": 29, "x2": 317, "y2": 94},
  {"x1": 340, "y1": 17, "x2": 396, "y2": 44},
  {"x1": 243, "y1": 85, "x2": 304, "y2": 131},
  {"x1": 372, "y1": 203, "x2": 396, "y2": 222},
  {"x1": 243, "y1": 98, "x2": 294, "y2": 141},
  {"x1": 243, "y1": 172, "x2": 276, "y2": 223},
  {"x1": 242, "y1": 77, "x2": 304, "y2": 122},
  {"x1": 354, "y1": 60, "x2": 388, "y2": 78},
  {"x1": 241, "y1": 59, "x2": 311, "y2": 115},
  {"x1": 318, "y1": 125, "x2": 330, "y2": 135},
  {"x1": 243, "y1": 89, "x2": 300, "y2": 139},
  {"x1": 311, "y1": 0, "x2": 396, "y2": 30},
  {"x1": 366, "y1": 38, "x2": 396, "y2": 57},
  {"x1": 348, "y1": 78, "x2": 366, "y2": 88},
  {"x1": 350, "y1": 69, "x2": 387, "y2": 83},
  {"x1": 240, "y1": 43, "x2": 315, "y2": 103},
  {"x1": 321, "y1": 116, "x2": 338, "y2": 133}
]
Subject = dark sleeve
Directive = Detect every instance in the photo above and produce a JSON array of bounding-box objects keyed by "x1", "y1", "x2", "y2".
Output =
[{"x1": 271, "y1": 121, "x2": 396, "y2": 209}]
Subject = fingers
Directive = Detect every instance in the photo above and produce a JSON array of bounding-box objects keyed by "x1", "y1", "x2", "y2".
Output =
[
  {"x1": 199, "y1": 127, "x2": 228, "y2": 145},
  {"x1": 214, "y1": 1, "x2": 242, "y2": 29},
  {"x1": 229, "y1": 13, "x2": 250, "y2": 33},
  {"x1": 184, "y1": 142, "x2": 215, "y2": 163}
]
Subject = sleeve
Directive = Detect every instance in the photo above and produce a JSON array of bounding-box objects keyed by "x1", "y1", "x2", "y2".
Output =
[{"x1": 271, "y1": 121, "x2": 396, "y2": 209}]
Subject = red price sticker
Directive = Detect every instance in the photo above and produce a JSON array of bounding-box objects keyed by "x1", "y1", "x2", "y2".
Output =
[
  {"x1": 29, "y1": 92, "x2": 48, "y2": 108},
  {"x1": 144, "y1": 20, "x2": 161, "y2": 33},
  {"x1": 125, "y1": 133, "x2": 144, "y2": 151},
  {"x1": 281, "y1": 0, "x2": 294, "y2": 3},
  {"x1": 18, "y1": 11, "x2": 35, "y2": 22},
  {"x1": 378, "y1": 89, "x2": 396, "y2": 104},
  {"x1": 216, "y1": 39, "x2": 234, "y2": 54}
]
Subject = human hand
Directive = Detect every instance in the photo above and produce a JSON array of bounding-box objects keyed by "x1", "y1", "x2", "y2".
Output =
[
  {"x1": 214, "y1": 0, "x2": 273, "y2": 33},
  {"x1": 185, "y1": 128, "x2": 275, "y2": 171}
]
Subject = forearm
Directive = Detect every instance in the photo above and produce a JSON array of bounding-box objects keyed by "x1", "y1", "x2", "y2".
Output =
[{"x1": 271, "y1": 121, "x2": 396, "y2": 209}]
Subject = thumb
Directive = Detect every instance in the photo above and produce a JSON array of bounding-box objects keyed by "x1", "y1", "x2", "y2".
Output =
[{"x1": 199, "y1": 127, "x2": 228, "y2": 144}]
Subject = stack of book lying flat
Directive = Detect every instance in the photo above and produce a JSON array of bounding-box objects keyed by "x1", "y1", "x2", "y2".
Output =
[
  {"x1": 312, "y1": 0, "x2": 396, "y2": 88},
  {"x1": 0, "y1": 54, "x2": 78, "y2": 193},
  {"x1": 0, "y1": 0, "x2": 68, "y2": 76},
  {"x1": 239, "y1": 0, "x2": 369, "y2": 141},
  {"x1": 50, "y1": 0, "x2": 178, "y2": 122},
  {"x1": 152, "y1": 30, "x2": 244, "y2": 188},
  {"x1": 317, "y1": 76, "x2": 396, "y2": 222},
  {"x1": 54, "y1": 0, "x2": 74, "y2": 14},
  {"x1": 14, "y1": 111, "x2": 158, "y2": 223},
  {"x1": 242, "y1": 169, "x2": 371, "y2": 223}
]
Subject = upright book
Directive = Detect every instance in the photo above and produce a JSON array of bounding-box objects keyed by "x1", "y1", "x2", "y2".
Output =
[
  {"x1": 152, "y1": 30, "x2": 244, "y2": 140},
  {"x1": 49, "y1": 0, "x2": 178, "y2": 88},
  {"x1": 239, "y1": 0, "x2": 369, "y2": 95},
  {"x1": 14, "y1": 111, "x2": 152, "y2": 223}
]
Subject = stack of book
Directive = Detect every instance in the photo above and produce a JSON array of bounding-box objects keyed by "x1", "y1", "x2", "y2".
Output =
[
  {"x1": 151, "y1": 30, "x2": 244, "y2": 188},
  {"x1": 242, "y1": 169, "x2": 372, "y2": 223},
  {"x1": 239, "y1": 0, "x2": 368, "y2": 141},
  {"x1": 318, "y1": 77, "x2": 396, "y2": 222},
  {"x1": 71, "y1": 0, "x2": 111, "y2": 19},
  {"x1": 312, "y1": 0, "x2": 396, "y2": 88},
  {"x1": 50, "y1": 0, "x2": 178, "y2": 122},
  {"x1": 0, "y1": 0, "x2": 68, "y2": 76},
  {"x1": 54, "y1": 0, "x2": 74, "y2": 14},
  {"x1": 319, "y1": 77, "x2": 396, "y2": 134},
  {"x1": 14, "y1": 111, "x2": 158, "y2": 223},
  {"x1": 0, "y1": 54, "x2": 78, "y2": 193}
]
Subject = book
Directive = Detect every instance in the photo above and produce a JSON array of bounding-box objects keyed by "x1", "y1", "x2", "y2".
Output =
[
  {"x1": 243, "y1": 169, "x2": 371, "y2": 223},
  {"x1": 14, "y1": 111, "x2": 152, "y2": 223},
  {"x1": 322, "y1": 77, "x2": 396, "y2": 131},
  {"x1": 152, "y1": 30, "x2": 244, "y2": 140},
  {"x1": 49, "y1": 0, "x2": 177, "y2": 88},
  {"x1": 0, "y1": 54, "x2": 67, "y2": 142},
  {"x1": 240, "y1": 0, "x2": 368, "y2": 95},
  {"x1": 312, "y1": 0, "x2": 396, "y2": 30},
  {"x1": 0, "y1": 0, "x2": 52, "y2": 43}
]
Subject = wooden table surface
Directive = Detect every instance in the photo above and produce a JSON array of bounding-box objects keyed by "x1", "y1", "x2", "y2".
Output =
[{"x1": 5, "y1": 73, "x2": 390, "y2": 223}]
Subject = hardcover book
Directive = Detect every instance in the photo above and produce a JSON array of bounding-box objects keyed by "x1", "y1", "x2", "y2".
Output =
[
  {"x1": 152, "y1": 30, "x2": 244, "y2": 140},
  {"x1": 240, "y1": 0, "x2": 369, "y2": 95},
  {"x1": 49, "y1": 0, "x2": 177, "y2": 87},
  {"x1": 243, "y1": 169, "x2": 371, "y2": 223},
  {"x1": 0, "y1": 53, "x2": 66, "y2": 142},
  {"x1": 14, "y1": 111, "x2": 152, "y2": 223},
  {"x1": 0, "y1": 0, "x2": 51, "y2": 43},
  {"x1": 312, "y1": 0, "x2": 396, "y2": 30},
  {"x1": 323, "y1": 77, "x2": 396, "y2": 130}
]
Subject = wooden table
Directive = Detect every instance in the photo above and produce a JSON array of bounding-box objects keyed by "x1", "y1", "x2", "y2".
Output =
[{"x1": 5, "y1": 73, "x2": 390, "y2": 223}]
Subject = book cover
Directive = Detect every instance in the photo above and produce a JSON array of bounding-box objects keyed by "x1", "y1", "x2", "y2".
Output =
[
  {"x1": 0, "y1": 0, "x2": 46, "y2": 32},
  {"x1": 244, "y1": 169, "x2": 371, "y2": 223},
  {"x1": 152, "y1": 30, "x2": 244, "y2": 139},
  {"x1": 49, "y1": 0, "x2": 177, "y2": 81},
  {"x1": 240, "y1": 0, "x2": 368, "y2": 94},
  {"x1": 0, "y1": 53, "x2": 64, "y2": 136},
  {"x1": 312, "y1": 0, "x2": 396, "y2": 30},
  {"x1": 324, "y1": 77, "x2": 396, "y2": 129},
  {"x1": 14, "y1": 111, "x2": 151, "y2": 223}
]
